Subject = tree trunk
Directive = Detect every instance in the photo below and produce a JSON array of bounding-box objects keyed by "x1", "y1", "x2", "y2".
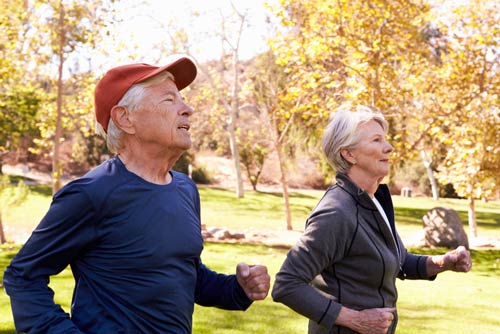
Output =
[
  {"x1": 0, "y1": 212, "x2": 6, "y2": 244},
  {"x1": 420, "y1": 150, "x2": 439, "y2": 200},
  {"x1": 0, "y1": 152, "x2": 4, "y2": 175},
  {"x1": 52, "y1": 2, "x2": 65, "y2": 194},
  {"x1": 267, "y1": 111, "x2": 292, "y2": 230},
  {"x1": 228, "y1": 51, "x2": 244, "y2": 198},
  {"x1": 468, "y1": 196, "x2": 478, "y2": 238},
  {"x1": 227, "y1": 118, "x2": 244, "y2": 198},
  {"x1": 276, "y1": 139, "x2": 292, "y2": 230}
]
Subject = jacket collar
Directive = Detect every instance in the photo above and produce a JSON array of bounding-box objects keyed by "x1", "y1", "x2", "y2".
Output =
[
  {"x1": 335, "y1": 173, "x2": 376, "y2": 209},
  {"x1": 336, "y1": 172, "x2": 399, "y2": 256},
  {"x1": 335, "y1": 172, "x2": 395, "y2": 226}
]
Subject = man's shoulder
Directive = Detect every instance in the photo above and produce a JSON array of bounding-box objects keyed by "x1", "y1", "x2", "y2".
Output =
[
  {"x1": 58, "y1": 158, "x2": 127, "y2": 199},
  {"x1": 171, "y1": 170, "x2": 196, "y2": 188}
]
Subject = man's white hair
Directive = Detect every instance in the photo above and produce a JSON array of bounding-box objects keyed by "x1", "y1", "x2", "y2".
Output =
[{"x1": 96, "y1": 71, "x2": 174, "y2": 153}]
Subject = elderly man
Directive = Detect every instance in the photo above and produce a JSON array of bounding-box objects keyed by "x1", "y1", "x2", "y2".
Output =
[{"x1": 3, "y1": 57, "x2": 270, "y2": 334}]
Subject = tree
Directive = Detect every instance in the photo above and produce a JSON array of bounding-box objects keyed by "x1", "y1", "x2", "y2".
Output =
[
  {"x1": 191, "y1": 3, "x2": 250, "y2": 198},
  {"x1": 0, "y1": 0, "x2": 45, "y2": 172},
  {"x1": 237, "y1": 100, "x2": 271, "y2": 191},
  {"x1": 239, "y1": 137, "x2": 269, "y2": 191},
  {"x1": 269, "y1": 0, "x2": 432, "y2": 172},
  {"x1": 419, "y1": 0, "x2": 500, "y2": 238},
  {"x1": 148, "y1": 1, "x2": 256, "y2": 198},
  {"x1": 249, "y1": 51, "x2": 297, "y2": 230},
  {"x1": 0, "y1": 84, "x2": 42, "y2": 173},
  {"x1": 21, "y1": 0, "x2": 114, "y2": 193},
  {"x1": 0, "y1": 176, "x2": 29, "y2": 244}
]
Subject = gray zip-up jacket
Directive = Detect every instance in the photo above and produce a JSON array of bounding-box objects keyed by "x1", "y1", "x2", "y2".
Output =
[{"x1": 272, "y1": 173, "x2": 434, "y2": 334}]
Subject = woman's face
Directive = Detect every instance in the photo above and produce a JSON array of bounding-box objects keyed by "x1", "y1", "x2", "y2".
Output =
[{"x1": 348, "y1": 120, "x2": 393, "y2": 180}]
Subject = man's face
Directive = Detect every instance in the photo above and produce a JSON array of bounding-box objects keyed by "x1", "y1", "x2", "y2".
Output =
[{"x1": 129, "y1": 77, "x2": 194, "y2": 154}]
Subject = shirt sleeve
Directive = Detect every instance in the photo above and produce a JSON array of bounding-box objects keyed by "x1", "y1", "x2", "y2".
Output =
[
  {"x1": 3, "y1": 182, "x2": 98, "y2": 334},
  {"x1": 194, "y1": 260, "x2": 252, "y2": 310}
]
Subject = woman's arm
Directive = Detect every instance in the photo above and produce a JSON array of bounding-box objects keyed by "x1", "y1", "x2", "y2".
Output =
[{"x1": 426, "y1": 246, "x2": 472, "y2": 277}]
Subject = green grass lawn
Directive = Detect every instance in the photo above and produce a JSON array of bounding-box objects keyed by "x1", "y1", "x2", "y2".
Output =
[
  {"x1": 1, "y1": 244, "x2": 499, "y2": 334},
  {"x1": 1, "y1": 182, "x2": 500, "y2": 333}
]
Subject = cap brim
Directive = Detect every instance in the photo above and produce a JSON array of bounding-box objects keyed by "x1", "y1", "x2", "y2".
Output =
[{"x1": 138, "y1": 57, "x2": 197, "y2": 91}]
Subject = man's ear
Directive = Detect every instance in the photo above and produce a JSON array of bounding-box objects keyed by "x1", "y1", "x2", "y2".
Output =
[{"x1": 110, "y1": 105, "x2": 135, "y2": 134}]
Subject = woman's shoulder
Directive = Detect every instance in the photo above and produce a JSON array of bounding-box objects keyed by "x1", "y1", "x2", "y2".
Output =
[
  {"x1": 306, "y1": 185, "x2": 358, "y2": 227},
  {"x1": 317, "y1": 184, "x2": 356, "y2": 210}
]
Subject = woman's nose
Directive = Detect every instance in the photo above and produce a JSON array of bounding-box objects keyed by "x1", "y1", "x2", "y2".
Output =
[{"x1": 385, "y1": 141, "x2": 393, "y2": 153}]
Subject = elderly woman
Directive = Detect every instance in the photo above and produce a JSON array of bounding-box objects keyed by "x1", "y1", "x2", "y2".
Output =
[{"x1": 272, "y1": 105, "x2": 471, "y2": 334}]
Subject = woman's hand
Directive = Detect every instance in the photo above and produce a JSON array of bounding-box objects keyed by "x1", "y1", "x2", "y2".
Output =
[
  {"x1": 427, "y1": 245, "x2": 472, "y2": 276},
  {"x1": 336, "y1": 306, "x2": 396, "y2": 334},
  {"x1": 443, "y1": 246, "x2": 472, "y2": 272}
]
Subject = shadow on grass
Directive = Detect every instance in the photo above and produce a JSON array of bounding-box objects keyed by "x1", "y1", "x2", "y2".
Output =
[
  {"x1": 395, "y1": 207, "x2": 429, "y2": 226},
  {"x1": 194, "y1": 299, "x2": 307, "y2": 333},
  {"x1": 401, "y1": 302, "x2": 500, "y2": 333},
  {"x1": 5, "y1": 175, "x2": 52, "y2": 197},
  {"x1": 395, "y1": 206, "x2": 500, "y2": 231},
  {"x1": 200, "y1": 186, "x2": 319, "y2": 200},
  {"x1": 28, "y1": 184, "x2": 52, "y2": 197},
  {"x1": 255, "y1": 189, "x2": 319, "y2": 200}
]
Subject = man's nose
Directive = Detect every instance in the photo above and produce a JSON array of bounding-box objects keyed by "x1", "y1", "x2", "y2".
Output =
[{"x1": 180, "y1": 102, "x2": 194, "y2": 116}]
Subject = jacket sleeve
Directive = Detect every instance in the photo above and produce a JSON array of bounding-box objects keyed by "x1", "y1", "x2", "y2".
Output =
[
  {"x1": 3, "y1": 182, "x2": 97, "y2": 334},
  {"x1": 272, "y1": 195, "x2": 353, "y2": 331},
  {"x1": 194, "y1": 260, "x2": 252, "y2": 310},
  {"x1": 398, "y1": 250, "x2": 436, "y2": 280}
]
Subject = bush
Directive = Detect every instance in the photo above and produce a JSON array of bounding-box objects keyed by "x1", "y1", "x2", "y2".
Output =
[
  {"x1": 173, "y1": 151, "x2": 195, "y2": 175},
  {"x1": 439, "y1": 183, "x2": 461, "y2": 199},
  {"x1": 192, "y1": 165, "x2": 212, "y2": 184}
]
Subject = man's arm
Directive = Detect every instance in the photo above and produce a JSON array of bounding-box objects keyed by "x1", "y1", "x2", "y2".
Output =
[
  {"x1": 3, "y1": 184, "x2": 96, "y2": 334},
  {"x1": 194, "y1": 261, "x2": 261, "y2": 310}
]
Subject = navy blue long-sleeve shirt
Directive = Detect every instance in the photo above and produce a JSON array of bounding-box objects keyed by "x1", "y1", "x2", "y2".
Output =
[{"x1": 3, "y1": 157, "x2": 252, "y2": 334}]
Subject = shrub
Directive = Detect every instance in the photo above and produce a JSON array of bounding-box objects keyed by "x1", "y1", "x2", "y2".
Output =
[
  {"x1": 192, "y1": 165, "x2": 212, "y2": 184},
  {"x1": 173, "y1": 151, "x2": 195, "y2": 175}
]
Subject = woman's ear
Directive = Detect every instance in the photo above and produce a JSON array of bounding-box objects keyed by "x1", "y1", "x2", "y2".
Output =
[
  {"x1": 110, "y1": 105, "x2": 135, "y2": 134},
  {"x1": 341, "y1": 149, "x2": 357, "y2": 165}
]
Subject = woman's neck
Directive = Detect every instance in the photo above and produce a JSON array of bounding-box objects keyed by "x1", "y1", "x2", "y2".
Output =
[{"x1": 346, "y1": 169, "x2": 381, "y2": 197}]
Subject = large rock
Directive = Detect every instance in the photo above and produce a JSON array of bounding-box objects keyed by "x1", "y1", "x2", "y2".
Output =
[{"x1": 422, "y1": 207, "x2": 469, "y2": 249}]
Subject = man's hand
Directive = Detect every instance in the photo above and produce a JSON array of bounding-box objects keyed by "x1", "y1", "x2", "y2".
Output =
[{"x1": 236, "y1": 263, "x2": 270, "y2": 301}]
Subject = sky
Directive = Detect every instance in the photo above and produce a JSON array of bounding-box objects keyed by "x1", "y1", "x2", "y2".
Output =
[{"x1": 97, "y1": 0, "x2": 278, "y2": 68}]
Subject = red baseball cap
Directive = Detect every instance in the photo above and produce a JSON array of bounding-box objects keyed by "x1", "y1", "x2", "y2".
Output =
[{"x1": 94, "y1": 57, "x2": 197, "y2": 133}]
